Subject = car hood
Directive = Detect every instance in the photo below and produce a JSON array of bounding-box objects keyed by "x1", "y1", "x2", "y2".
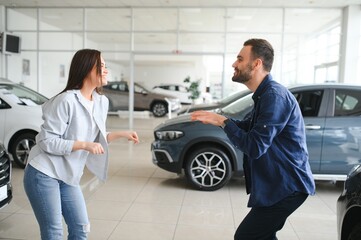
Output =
[
  {"x1": 155, "y1": 114, "x2": 193, "y2": 130},
  {"x1": 178, "y1": 102, "x2": 220, "y2": 114}
]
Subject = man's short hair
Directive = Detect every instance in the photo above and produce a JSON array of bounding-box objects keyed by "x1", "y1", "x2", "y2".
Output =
[{"x1": 244, "y1": 39, "x2": 274, "y2": 72}]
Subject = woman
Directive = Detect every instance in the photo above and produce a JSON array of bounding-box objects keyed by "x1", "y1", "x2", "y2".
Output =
[{"x1": 23, "y1": 49, "x2": 139, "y2": 240}]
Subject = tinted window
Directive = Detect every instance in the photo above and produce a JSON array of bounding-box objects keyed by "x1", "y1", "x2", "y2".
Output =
[
  {"x1": 334, "y1": 89, "x2": 361, "y2": 116},
  {"x1": 293, "y1": 90, "x2": 323, "y2": 117}
]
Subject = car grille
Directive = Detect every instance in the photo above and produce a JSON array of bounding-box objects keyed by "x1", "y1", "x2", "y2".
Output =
[{"x1": 0, "y1": 148, "x2": 11, "y2": 188}]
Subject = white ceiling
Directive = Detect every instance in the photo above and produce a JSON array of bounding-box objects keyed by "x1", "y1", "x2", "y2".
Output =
[
  {"x1": 0, "y1": 0, "x2": 361, "y2": 8},
  {"x1": 1, "y1": 0, "x2": 360, "y2": 67}
]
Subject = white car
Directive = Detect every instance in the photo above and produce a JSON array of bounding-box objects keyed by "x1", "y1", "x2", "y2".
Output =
[
  {"x1": 0, "y1": 79, "x2": 47, "y2": 168},
  {"x1": 152, "y1": 84, "x2": 192, "y2": 105}
]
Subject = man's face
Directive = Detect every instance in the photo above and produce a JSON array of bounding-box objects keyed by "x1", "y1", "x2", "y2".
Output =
[{"x1": 232, "y1": 46, "x2": 254, "y2": 84}]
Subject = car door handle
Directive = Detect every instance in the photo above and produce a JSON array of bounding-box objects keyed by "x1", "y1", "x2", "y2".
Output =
[{"x1": 305, "y1": 125, "x2": 321, "y2": 130}]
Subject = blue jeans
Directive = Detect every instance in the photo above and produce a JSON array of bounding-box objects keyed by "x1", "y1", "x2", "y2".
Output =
[
  {"x1": 234, "y1": 192, "x2": 308, "y2": 240},
  {"x1": 23, "y1": 165, "x2": 89, "y2": 240}
]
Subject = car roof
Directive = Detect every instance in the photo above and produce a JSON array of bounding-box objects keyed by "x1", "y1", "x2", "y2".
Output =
[{"x1": 288, "y1": 83, "x2": 361, "y2": 91}]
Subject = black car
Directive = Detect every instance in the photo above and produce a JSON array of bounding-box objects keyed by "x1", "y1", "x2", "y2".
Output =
[
  {"x1": 177, "y1": 89, "x2": 251, "y2": 115},
  {"x1": 0, "y1": 142, "x2": 12, "y2": 209},
  {"x1": 152, "y1": 84, "x2": 361, "y2": 191},
  {"x1": 337, "y1": 165, "x2": 361, "y2": 240}
]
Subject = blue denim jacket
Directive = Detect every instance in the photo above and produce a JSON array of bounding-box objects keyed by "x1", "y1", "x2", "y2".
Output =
[
  {"x1": 224, "y1": 75, "x2": 315, "y2": 207},
  {"x1": 28, "y1": 90, "x2": 110, "y2": 186}
]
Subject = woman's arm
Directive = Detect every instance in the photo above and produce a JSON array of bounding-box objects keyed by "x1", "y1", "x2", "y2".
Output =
[{"x1": 107, "y1": 130, "x2": 139, "y2": 144}]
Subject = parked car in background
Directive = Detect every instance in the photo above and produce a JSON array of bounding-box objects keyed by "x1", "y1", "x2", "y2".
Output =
[
  {"x1": 103, "y1": 81, "x2": 181, "y2": 117},
  {"x1": 337, "y1": 165, "x2": 361, "y2": 240},
  {"x1": 0, "y1": 142, "x2": 12, "y2": 209},
  {"x1": 152, "y1": 84, "x2": 361, "y2": 191},
  {"x1": 152, "y1": 84, "x2": 192, "y2": 105},
  {"x1": 177, "y1": 89, "x2": 251, "y2": 115},
  {"x1": 0, "y1": 79, "x2": 47, "y2": 168}
]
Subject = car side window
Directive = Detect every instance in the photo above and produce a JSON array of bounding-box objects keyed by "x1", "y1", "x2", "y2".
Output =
[
  {"x1": 0, "y1": 98, "x2": 11, "y2": 109},
  {"x1": 118, "y1": 83, "x2": 128, "y2": 92},
  {"x1": 334, "y1": 89, "x2": 361, "y2": 116},
  {"x1": 293, "y1": 90, "x2": 323, "y2": 117}
]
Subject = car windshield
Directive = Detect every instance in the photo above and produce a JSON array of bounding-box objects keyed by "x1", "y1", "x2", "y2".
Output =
[
  {"x1": 0, "y1": 84, "x2": 48, "y2": 105},
  {"x1": 219, "y1": 89, "x2": 250, "y2": 104},
  {"x1": 220, "y1": 93, "x2": 254, "y2": 116}
]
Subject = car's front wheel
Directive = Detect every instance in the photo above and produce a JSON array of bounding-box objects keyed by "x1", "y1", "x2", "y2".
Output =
[
  {"x1": 185, "y1": 147, "x2": 232, "y2": 191},
  {"x1": 151, "y1": 102, "x2": 167, "y2": 117},
  {"x1": 9, "y1": 132, "x2": 36, "y2": 168}
]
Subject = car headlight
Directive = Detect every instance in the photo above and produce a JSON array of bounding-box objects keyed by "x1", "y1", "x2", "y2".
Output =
[{"x1": 155, "y1": 130, "x2": 184, "y2": 140}]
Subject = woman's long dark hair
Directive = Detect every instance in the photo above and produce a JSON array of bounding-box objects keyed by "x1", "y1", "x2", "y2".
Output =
[{"x1": 60, "y1": 49, "x2": 102, "y2": 94}]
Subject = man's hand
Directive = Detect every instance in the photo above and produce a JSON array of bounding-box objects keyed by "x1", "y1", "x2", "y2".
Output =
[{"x1": 190, "y1": 111, "x2": 227, "y2": 127}]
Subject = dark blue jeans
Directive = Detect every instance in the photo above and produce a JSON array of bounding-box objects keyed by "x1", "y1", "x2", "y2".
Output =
[{"x1": 234, "y1": 192, "x2": 308, "y2": 240}]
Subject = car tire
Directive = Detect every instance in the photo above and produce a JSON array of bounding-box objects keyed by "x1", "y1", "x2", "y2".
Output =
[
  {"x1": 185, "y1": 146, "x2": 232, "y2": 191},
  {"x1": 9, "y1": 132, "x2": 36, "y2": 168},
  {"x1": 348, "y1": 222, "x2": 361, "y2": 240},
  {"x1": 151, "y1": 102, "x2": 167, "y2": 117}
]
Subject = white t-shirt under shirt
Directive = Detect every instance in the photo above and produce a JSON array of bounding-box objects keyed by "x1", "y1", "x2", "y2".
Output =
[{"x1": 81, "y1": 95, "x2": 99, "y2": 142}]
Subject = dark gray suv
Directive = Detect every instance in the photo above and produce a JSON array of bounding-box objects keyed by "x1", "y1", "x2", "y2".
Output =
[{"x1": 151, "y1": 84, "x2": 361, "y2": 191}]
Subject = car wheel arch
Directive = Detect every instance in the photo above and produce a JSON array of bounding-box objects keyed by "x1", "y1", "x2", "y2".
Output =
[
  {"x1": 341, "y1": 206, "x2": 361, "y2": 240},
  {"x1": 8, "y1": 129, "x2": 38, "y2": 150},
  {"x1": 181, "y1": 140, "x2": 239, "y2": 172},
  {"x1": 8, "y1": 129, "x2": 38, "y2": 168}
]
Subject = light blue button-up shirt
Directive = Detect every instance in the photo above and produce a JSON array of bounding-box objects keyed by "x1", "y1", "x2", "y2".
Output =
[{"x1": 28, "y1": 90, "x2": 110, "y2": 186}]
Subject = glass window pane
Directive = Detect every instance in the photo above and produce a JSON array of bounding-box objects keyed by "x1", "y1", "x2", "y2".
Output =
[
  {"x1": 40, "y1": 8, "x2": 83, "y2": 31},
  {"x1": 179, "y1": 8, "x2": 225, "y2": 32},
  {"x1": 179, "y1": 33, "x2": 224, "y2": 53},
  {"x1": 86, "y1": 8, "x2": 131, "y2": 31},
  {"x1": 133, "y1": 8, "x2": 177, "y2": 31},
  {"x1": 7, "y1": 8, "x2": 37, "y2": 31},
  {"x1": 86, "y1": 33, "x2": 130, "y2": 51},
  {"x1": 39, "y1": 32, "x2": 83, "y2": 50},
  {"x1": 285, "y1": 8, "x2": 341, "y2": 34},
  {"x1": 12, "y1": 32, "x2": 37, "y2": 50},
  {"x1": 39, "y1": 52, "x2": 75, "y2": 98},
  {"x1": 226, "y1": 8, "x2": 283, "y2": 33},
  {"x1": 7, "y1": 52, "x2": 38, "y2": 89},
  {"x1": 134, "y1": 33, "x2": 176, "y2": 51}
]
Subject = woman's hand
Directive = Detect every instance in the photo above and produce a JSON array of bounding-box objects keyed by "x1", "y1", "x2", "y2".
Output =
[
  {"x1": 84, "y1": 142, "x2": 105, "y2": 154},
  {"x1": 73, "y1": 141, "x2": 104, "y2": 154},
  {"x1": 123, "y1": 131, "x2": 140, "y2": 144}
]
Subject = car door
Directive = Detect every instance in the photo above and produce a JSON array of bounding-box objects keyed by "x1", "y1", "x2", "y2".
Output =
[
  {"x1": 105, "y1": 82, "x2": 129, "y2": 110},
  {"x1": 292, "y1": 88, "x2": 327, "y2": 174},
  {"x1": 321, "y1": 88, "x2": 361, "y2": 174},
  {"x1": 134, "y1": 84, "x2": 152, "y2": 110}
]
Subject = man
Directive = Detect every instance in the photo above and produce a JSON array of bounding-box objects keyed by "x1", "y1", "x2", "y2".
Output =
[{"x1": 191, "y1": 38, "x2": 315, "y2": 240}]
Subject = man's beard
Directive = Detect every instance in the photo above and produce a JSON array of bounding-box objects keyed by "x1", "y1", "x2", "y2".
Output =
[{"x1": 232, "y1": 63, "x2": 252, "y2": 84}]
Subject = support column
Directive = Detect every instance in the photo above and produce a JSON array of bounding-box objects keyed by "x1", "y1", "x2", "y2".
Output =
[{"x1": 339, "y1": 5, "x2": 361, "y2": 83}]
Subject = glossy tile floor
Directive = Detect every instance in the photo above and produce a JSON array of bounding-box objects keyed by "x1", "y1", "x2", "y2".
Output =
[{"x1": 0, "y1": 115, "x2": 344, "y2": 240}]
